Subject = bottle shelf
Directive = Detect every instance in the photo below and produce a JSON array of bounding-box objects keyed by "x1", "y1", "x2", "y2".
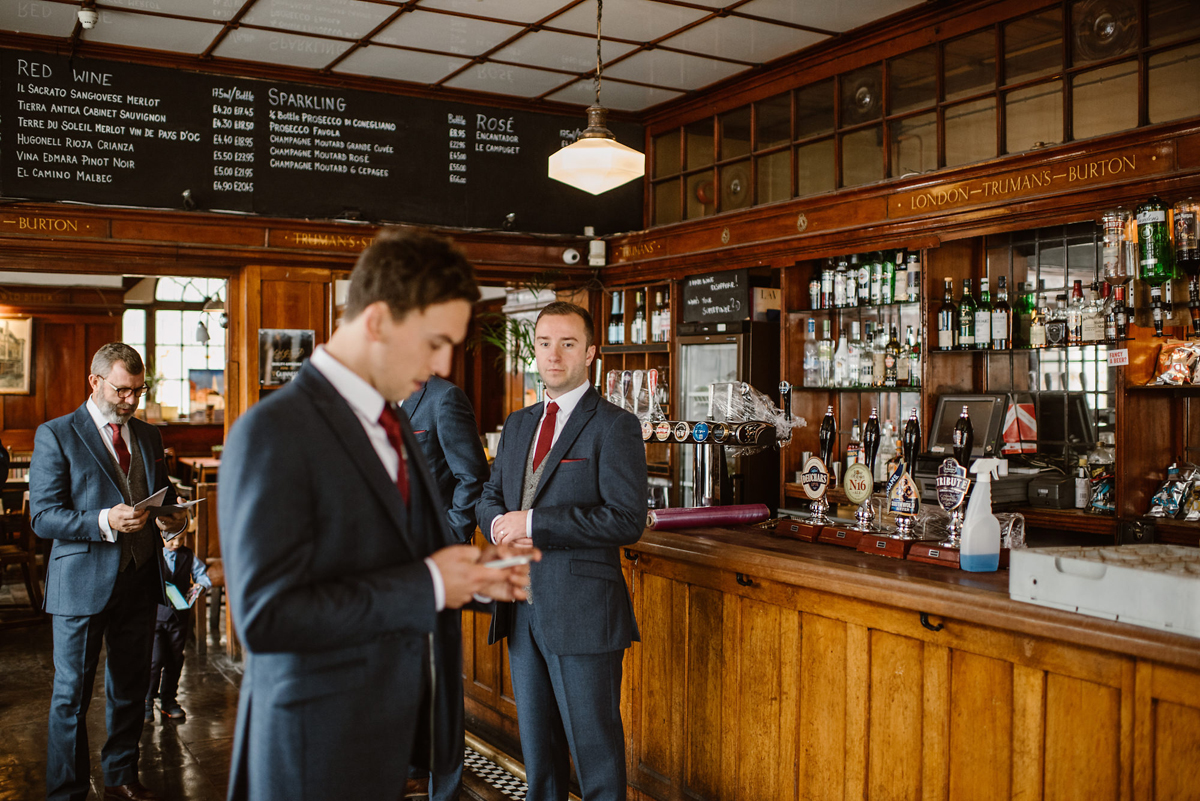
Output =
[
  {"x1": 789, "y1": 385, "x2": 922, "y2": 393},
  {"x1": 790, "y1": 301, "x2": 920, "y2": 315},
  {"x1": 929, "y1": 342, "x2": 1120, "y2": 354},
  {"x1": 600, "y1": 342, "x2": 670, "y2": 354}
]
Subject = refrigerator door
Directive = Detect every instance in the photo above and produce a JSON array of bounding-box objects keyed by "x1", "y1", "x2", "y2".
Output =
[{"x1": 676, "y1": 334, "x2": 743, "y2": 507}]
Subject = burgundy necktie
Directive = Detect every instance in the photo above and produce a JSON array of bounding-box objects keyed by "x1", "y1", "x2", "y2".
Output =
[
  {"x1": 108, "y1": 423, "x2": 130, "y2": 474},
  {"x1": 532, "y1": 401, "x2": 559, "y2": 471},
  {"x1": 377, "y1": 405, "x2": 410, "y2": 504}
]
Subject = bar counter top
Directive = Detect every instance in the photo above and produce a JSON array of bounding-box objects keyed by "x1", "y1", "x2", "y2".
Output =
[{"x1": 629, "y1": 524, "x2": 1200, "y2": 671}]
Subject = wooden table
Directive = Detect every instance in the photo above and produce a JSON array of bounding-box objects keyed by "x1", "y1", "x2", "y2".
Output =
[{"x1": 178, "y1": 456, "x2": 221, "y2": 484}]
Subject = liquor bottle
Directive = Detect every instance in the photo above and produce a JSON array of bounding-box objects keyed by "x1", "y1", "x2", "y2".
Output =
[
  {"x1": 631, "y1": 291, "x2": 647, "y2": 345},
  {"x1": 608, "y1": 291, "x2": 624, "y2": 345},
  {"x1": 908, "y1": 328, "x2": 922, "y2": 388},
  {"x1": 1074, "y1": 457, "x2": 1090, "y2": 509},
  {"x1": 820, "y1": 261, "x2": 834, "y2": 309},
  {"x1": 650, "y1": 290, "x2": 664, "y2": 343},
  {"x1": 872, "y1": 324, "x2": 887, "y2": 386},
  {"x1": 803, "y1": 318, "x2": 819, "y2": 387},
  {"x1": 870, "y1": 253, "x2": 883, "y2": 306},
  {"x1": 974, "y1": 278, "x2": 992, "y2": 350},
  {"x1": 881, "y1": 252, "x2": 896, "y2": 305},
  {"x1": 901, "y1": 407, "x2": 922, "y2": 468},
  {"x1": 1149, "y1": 283, "x2": 1167, "y2": 337},
  {"x1": 1114, "y1": 285, "x2": 1129, "y2": 340},
  {"x1": 1013, "y1": 281, "x2": 1031, "y2": 347},
  {"x1": 1103, "y1": 283, "x2": 1117, "y2": 344},
  {"x1": 905, "y1": 254, "x2": 921, "y2": 304},
  {"x1": 958, "y1": 279, "x2": 977, "y2": 350},
  {"x1": 991, "y1": 276, "x2": 1011, "y2": 349},
  {"x1": 1046, "y1": 294, "x2": 1069, "y2": 346},
  {"x1": 897, "y1": 325, "x2": 914, "y2": 386},
  {"x1": 819, "y1": 406, "x2": 837, "y2": 467},
  {"x1": 1030, "y1": 291, "x2": 1048, "y2": 348},
  {"x1": 833, "y1": 258, "x2": 850, "y2": 308},
  {"x1": 1101, "y1": 207, "x2": 1133, "y2": 286},
  {"x1": 833, "y1": 327, "x2": 850, "y2": 387},
  {"x1": 859, "y1": 322, "x2": 876, "y2": 387},
  {"x1": 1175, "y1": 197, "x2": 1200, "y2": 279},
  {"x1": 952, "y1": 405, "x2": 974, "y2": 467},
  {"x1": 1067, "y1": 280, "x2": 1085, "y2": 345},
  {"x1": 1136, "y1": 195, "x2": 1176, "y2": 286},
  {"x1": 847, "y1": 418, "x2": 862, "y2": 470},
  {"x1": 884, "y1": 325, "x2": 901, "y2": 387},
  {"x1": 937, "y1": 278, "x2": 958, "y2": 350},
  {"x1": 809, "y1": 278, "x2": 821, "y2": 311},
  {"x1": 818, "y1": 319, "x2": 834, "y2": 386},
  {"x1": 1082, "y1": 281, "x2": 1104, "y2": 343},
  {"x1": 894, "y1": 250, "x2": 909, "y2": 303},
  {"x1": 848, "y1": 321, "x2": 863, "y2": 387},
  {"x1": 863, "y1": 408, "x2": 881, "y2": 471},
  {"x1": 854, "y1": 254, "x2": 870, "y2": 307},
  {"x1": 876, "y1": 419, "x2": 897, "y2": 483}
]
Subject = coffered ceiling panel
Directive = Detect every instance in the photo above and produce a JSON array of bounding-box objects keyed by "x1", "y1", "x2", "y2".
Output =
[{"x1": 3, "y1": 0, "x2": 927, "y2": 111}]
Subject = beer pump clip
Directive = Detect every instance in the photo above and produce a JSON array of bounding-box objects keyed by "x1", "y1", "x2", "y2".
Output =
[
  {"x1": 785, "y1": 406, "x2": 835, "y2": 542},
  {"x1": 859, "y1": 407, "x2": 922, "y2": 559}
]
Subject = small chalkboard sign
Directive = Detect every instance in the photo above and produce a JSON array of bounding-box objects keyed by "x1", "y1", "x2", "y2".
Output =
[{"x1": 682, "y1": 268, "x2": 750, "y2": 323}]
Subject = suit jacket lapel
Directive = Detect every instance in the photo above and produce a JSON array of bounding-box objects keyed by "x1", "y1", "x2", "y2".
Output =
[
  {"x1": 131, "y1": 420, "x2": 156, "y2": 490},
  {"x1": 532, "y1": 388, "x2": 598, "y2": 504},
  {"x1": 504, "y1": 407, "x2": 538, "y2": 509},
  {"x1": 71, "y1": 404, "x2": 125, "y2": 494},
  {"x1": 294, "y1": 365, "x2": 412, "y2": 553},
  {"x1": 404, "y1": 382, "x2": 429, "y2": 426}
]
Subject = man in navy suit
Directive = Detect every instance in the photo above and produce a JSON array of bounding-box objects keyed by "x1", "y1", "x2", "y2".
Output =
[
  {"x1": 219, "y1": 229, "x2": 536, "y2": 801},
  {"x1": 402, "y1": 375, "x2": 488, "y2": 799},
  {"x1": 478, "y1": 301, "x2": 647, "y2": 801},
  {"x1": 30, "y1": 343, "x2": 188, "y2": 801}
]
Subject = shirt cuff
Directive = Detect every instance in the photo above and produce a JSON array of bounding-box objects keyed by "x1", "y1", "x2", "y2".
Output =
[
  {"x1": 489, "y1": 516, "x2": 501, "y2": 545},
  {"x1": 99, "y1": 509, "x2": 116, "y2": 542},
  {"x1": 424, "y1": 557, "x2": 445, "y2": 612},
  {"x1": 525, "y1": 510, "x2": 533, "y2": 538}
]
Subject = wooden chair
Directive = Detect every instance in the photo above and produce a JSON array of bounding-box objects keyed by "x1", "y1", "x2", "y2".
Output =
[
  {"x1": 0, "y1": 491, "x2": 44, "y2": 627},
  {"x1": 193, "y1": 482, "x2": 235, "y2": 657}
]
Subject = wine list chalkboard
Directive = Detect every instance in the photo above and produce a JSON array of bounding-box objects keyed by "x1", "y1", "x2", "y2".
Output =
[
  {"x1": 682, "y1": 268, "x2": 750, "y2": 323},
  {"x1": 0, "y1": 50, "x2": 643, "y2": 235}
]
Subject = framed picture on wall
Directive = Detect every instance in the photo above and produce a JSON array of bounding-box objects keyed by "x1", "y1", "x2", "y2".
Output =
[
  {"x1": 0, "y1": 316, "x2": 33, "y2": 395},
  {"x1": 259, "y1": 328, "x2": 314, "y2": 386}
]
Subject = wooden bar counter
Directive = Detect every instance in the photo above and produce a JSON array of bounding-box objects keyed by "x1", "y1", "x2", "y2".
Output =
[{"x1": 463, "y1": 525, "x2": 1200, "y2": 801}]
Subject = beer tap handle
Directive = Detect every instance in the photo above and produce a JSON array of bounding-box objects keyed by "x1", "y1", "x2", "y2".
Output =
[{"x1": 778, "y1": 381, "x2": 792, "y2": 422}]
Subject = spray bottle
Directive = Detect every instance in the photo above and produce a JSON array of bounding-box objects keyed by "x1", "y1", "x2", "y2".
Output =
[{"x1": 960, "y1": 458, "x2": 1004, "y2": 572}]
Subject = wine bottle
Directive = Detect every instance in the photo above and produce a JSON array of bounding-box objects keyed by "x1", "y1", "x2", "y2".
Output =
[
  {"x1": 937, "y1": 278, "x2": 958, "y2": 350},
  {"x1": 884, "y1": 325, "x2": 901, "y2": 387},
  {"x1": 819, "y1": 406, "x2": 836, "y2": 467},
  {"x1": 632, "y1": 291, "x2": 646, "y2": 345},
  {"x1": 974, "y1": 278, "x2": 992, "y2": 350},
  {"x1": 608, "y1": 291, "x2": 623, "y2": 345},
  {"x1": 991, "y1": 276, "x2": 1011, "y2": 349},
  {"x1": 958, "y1": 279, "x2": 977, "y2": 350},
  {"x1": 952, "y1": 405, "x2": 974, "y2": 467}
]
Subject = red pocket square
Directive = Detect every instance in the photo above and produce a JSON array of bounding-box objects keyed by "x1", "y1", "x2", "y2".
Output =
[
  {"x1": 561, "y1": 458, "x2": 587, "y2": 463},
  {"x1": 413, "y1": 429, "x2": 428, "y2": 434}
]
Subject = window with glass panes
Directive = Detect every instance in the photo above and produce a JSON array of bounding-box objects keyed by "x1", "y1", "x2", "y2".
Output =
[
  {"x1": 648, "y1": 0, "x2": 1200, "y2": 227},
  {"x1": 120, "y1": 277, "x2": 226, "y2": 420}
]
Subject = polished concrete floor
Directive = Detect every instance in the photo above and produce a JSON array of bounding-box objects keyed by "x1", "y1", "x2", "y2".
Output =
[{"x1": 0, "y1": 570, "x2": 520, "y2": 801}]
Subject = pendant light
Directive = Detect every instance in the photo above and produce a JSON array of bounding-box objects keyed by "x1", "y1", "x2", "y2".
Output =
[{"x1": 547, "y1": 0, "x2": 645, "y2": 195}]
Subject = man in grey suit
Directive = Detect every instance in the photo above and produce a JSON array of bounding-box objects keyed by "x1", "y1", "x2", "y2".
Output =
[
  {"x1": 219, "y1": 229, "x2": 535, "y2": 801},
  {"x1": 402, "y1": 375, "x2": 489, "y2": 800},
  {"x1": 30, "y1": 343, "x2": 189, "y2": 801},
  {"x1": 478, "y1": 301, "x2": 647, "y2": 801}
]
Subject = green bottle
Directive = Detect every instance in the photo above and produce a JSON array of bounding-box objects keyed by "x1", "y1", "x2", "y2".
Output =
[
  {"x1": 958, "y1": 278, "x2": 977, "y2": 350},
  {"x1": 1136, "y1": 195, "x2": 1176, "y2": 286}
]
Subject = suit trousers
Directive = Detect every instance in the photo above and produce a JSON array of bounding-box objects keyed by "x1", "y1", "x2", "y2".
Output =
[
  {"x1": 147, "y1": 612, "x2": 189, "y2": 706},
  {"x1": 47, "y1": 559, "x2": 158, "y2": 801},
  {"x1": 507, "y1": 601, "x2": 627, "y2": 801}
]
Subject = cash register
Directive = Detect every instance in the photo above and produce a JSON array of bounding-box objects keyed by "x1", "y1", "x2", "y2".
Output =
[{"x1": 913, "y1": 393, "x2": 1035, "y2": 507}]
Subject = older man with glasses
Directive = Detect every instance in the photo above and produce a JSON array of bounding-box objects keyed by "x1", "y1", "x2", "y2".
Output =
[{"x1": 30, "y1": 343, "x2": 187, "y2": 801}]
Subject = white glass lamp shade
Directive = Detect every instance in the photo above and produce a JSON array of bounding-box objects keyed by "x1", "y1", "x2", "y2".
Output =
[{"x1": 548, "y1": 137, "x2": 645, "y2": 194}]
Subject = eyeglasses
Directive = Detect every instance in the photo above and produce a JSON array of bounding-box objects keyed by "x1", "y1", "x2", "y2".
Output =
[{"x1": 105, "y1": 379, "x2": 148, "y2": 400}]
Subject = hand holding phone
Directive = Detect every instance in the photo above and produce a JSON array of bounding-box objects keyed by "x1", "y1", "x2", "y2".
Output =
[{"x1": 483, "y1": 554, "x2": 534, "y2": 569}]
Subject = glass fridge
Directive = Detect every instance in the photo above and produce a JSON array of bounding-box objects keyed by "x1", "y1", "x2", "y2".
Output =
[{"x1": 674, "y1": 321, "x2": 780, "y2": 510}]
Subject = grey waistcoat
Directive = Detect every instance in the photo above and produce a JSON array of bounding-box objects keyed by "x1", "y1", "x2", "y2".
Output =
[{"x1": 105, "y1": 426, "x2": 155, "y2": 571}]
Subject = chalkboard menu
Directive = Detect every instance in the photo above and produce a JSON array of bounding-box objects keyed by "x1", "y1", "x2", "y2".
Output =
[
  {"x1": 0, "y1": 50, "x2": 643, "y2": 235},
  {"x1": 682, "y1": 268, "x2": 750, "y2": 323}
]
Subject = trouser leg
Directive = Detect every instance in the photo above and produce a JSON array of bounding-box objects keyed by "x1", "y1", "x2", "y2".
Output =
[
  {"x1": 99, "y1": 561, "x2": 157, "y2": 787},
  {"x1": 543, "y1": 648, "x2": 627, "y2": 801},
  {"x1": 506, "y1": 603, "x2": 571, "y2": 801},
  {"x1": 47, "y1": 610, "x2": 106, "y2": 801}
]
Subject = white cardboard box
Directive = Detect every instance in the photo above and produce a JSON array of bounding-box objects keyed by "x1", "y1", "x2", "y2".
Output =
[{"x1": 1009, "y1": 544, "x2": 1200, "y2": 638}]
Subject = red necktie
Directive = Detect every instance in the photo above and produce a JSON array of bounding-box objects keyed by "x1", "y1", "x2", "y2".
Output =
[
  {"x1": 108, "y1": 423, "x2": 130, "y2": 474},
  {"x1": 377, "y1": 405, "x2": 410, "y2": 504},
  {"x1": 532, "y1": 401, "x2": 559, "y2": 471}
]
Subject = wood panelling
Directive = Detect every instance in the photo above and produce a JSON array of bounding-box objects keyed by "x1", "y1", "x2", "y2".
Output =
[
  {"x1": 948, "y1": 651, "x2": 1012, "y2": 801},
  {"x1": 868, "y1": 630, "x2": 924, "y2": 801},
  {"x1": 682, "y1": 585, "x2": 720, "y2": 798},
  {"x1": 1044, "y1": 673, "x2": 1121, "y2": 801},
  {"x1": 798, "y1": 613, "x2": 847, "y2": 801}
]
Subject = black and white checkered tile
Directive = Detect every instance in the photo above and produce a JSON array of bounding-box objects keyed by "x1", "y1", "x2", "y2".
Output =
[{"x1": 464, "y1": 745, "x2": 527, "y2": 800}]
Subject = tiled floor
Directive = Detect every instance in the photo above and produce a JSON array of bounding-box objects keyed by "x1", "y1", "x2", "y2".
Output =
[{"x1": 0, "y1": 570, "x2": 527, "y2": 801}]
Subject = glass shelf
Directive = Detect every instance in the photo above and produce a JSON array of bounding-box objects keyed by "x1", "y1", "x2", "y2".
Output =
[
  {"x1": 790, "y1": 301, "x2": 920, "y2": 314},
  {"x1": 929, "y1": 343, "x2": 1118, "y2": 354},
  {"x1": 599, "y1": 342, "x2": 670, "y2": 354},
  {"x1": 790, "y1": 386, "x2": 922, "y2": 393}
]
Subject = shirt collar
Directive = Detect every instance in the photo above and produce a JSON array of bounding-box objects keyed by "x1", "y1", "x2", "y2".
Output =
[
  {"x1": 544, "y1": 380, "x2": 589, "y2": 418},
  {"x1": 310, "y1": 345, "x2": 388, "y2": 425}
]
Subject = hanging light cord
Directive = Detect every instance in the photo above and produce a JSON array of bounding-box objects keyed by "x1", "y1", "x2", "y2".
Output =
[{"x1": 594, "y1": 0, "x2": 603, "y2": 106}]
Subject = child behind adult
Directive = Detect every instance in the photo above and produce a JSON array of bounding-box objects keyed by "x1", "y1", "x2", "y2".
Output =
[{"x1": 146, "y1": 529, "x2": 211, "y2": 723}]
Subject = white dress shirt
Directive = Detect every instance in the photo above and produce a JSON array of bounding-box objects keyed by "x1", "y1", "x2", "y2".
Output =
[
  {"x1": 309, "y1": 346, "x2": 445, "y2": 611},
  {"x1": 491, "y1": 379, "x2": 591, "y2": 543}
]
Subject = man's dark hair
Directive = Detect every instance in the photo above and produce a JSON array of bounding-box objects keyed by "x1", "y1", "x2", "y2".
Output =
[
  {"x1": 344, "y1": 228, "x2": 481, "y2": 322},
  {"x1": 91, "y1": 343, "x2": 144, "y2": 377},
  {"x1": 535, "y1": 301, "x2": 595, "y2": 348}
]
